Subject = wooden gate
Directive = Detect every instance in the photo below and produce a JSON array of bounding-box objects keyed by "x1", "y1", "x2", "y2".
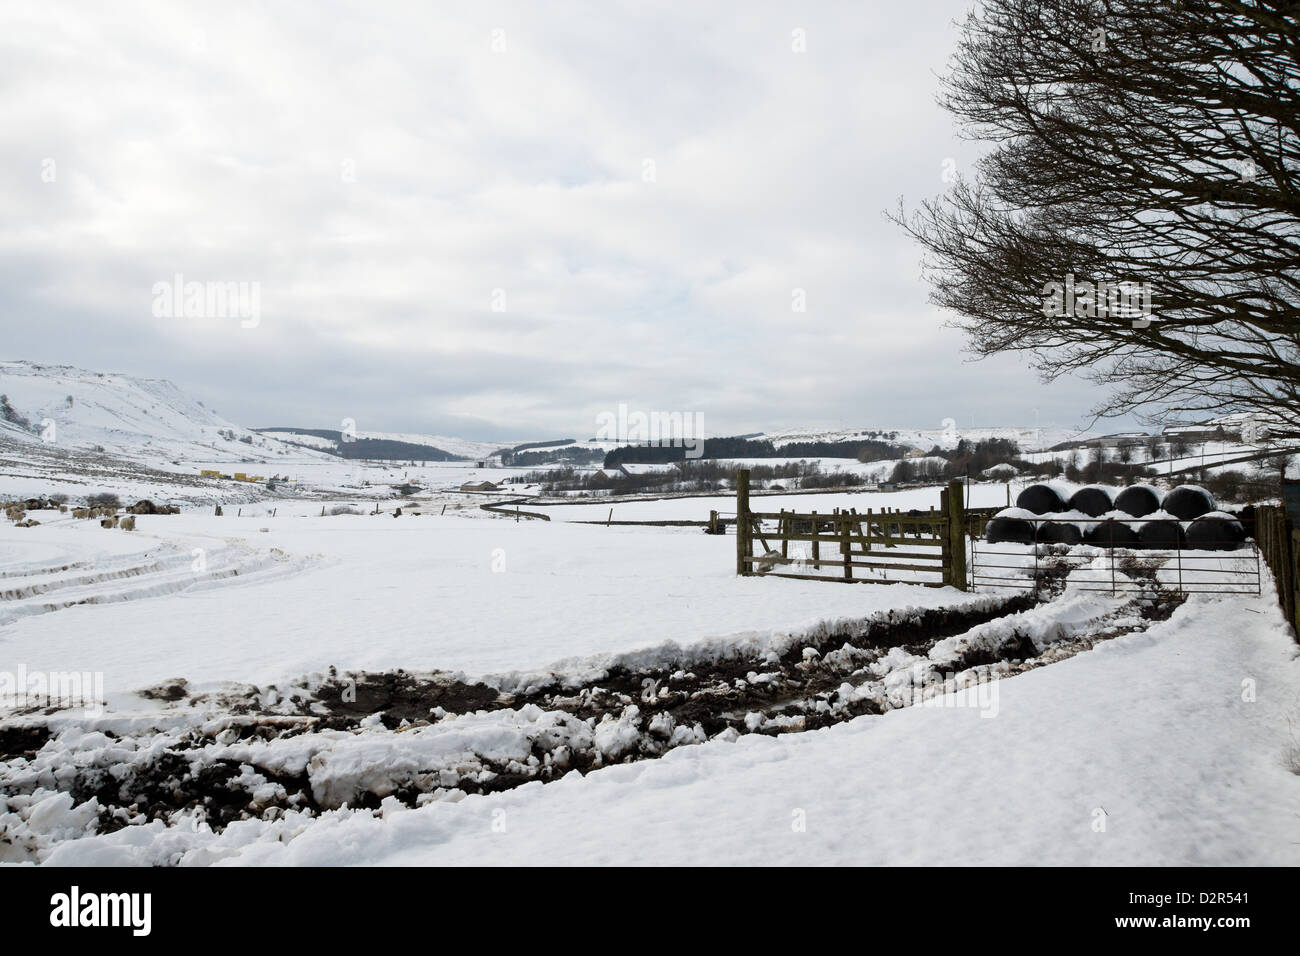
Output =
[{"x1": 733, "y1": 472, "x2": 970, "y2": 589}]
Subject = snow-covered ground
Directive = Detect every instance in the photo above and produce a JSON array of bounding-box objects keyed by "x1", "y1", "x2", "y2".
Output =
[
  {"x1": 5, "y1": 579, "x2": 1296, "y2": 866},
  {"x1": 1, "y1": 493, "x2": 1298, "y2": 866},
  {"x1": 2, "y1": 362, "x2": 1297, "y2": 867},
  {"x1": 0, "y1": 496, "x2": 993, "y2": 699},
  {"x1": 528, "y1": 482, "x2": 1018, "y2": 522},
  {"x1": 224, "y1": 594, "x2": 1300, "y2": 867}
]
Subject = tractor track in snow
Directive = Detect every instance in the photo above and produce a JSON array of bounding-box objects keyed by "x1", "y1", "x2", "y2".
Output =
[{"x1": 0, "y1": 543, "x2": 313, "y2": 627}]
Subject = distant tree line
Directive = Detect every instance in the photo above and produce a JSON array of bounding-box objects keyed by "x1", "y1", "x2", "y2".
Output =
[
  {"x1": 889, "y1": 438, "x2": 1031, "y2": 484},
  {"x1": 256, "y1": 428, "x2": 463, "y2": 462},
  {"x1": 516, "y1": 459, "x2": 869, "y2": 496},
  {"x1": 505, "y1": 439, "x2": 575, "y2": 454},
  {"x1": 503, "y1": 445, "x2": 603, "y2": 467},
  {"x1": 604, "y1": 437, "x2": 911, "y2": 467},
  {"x1": 335, "y1": 438, "x2": 462, "y2": 462},
  {"x1": 1197, "y1": 466, "x2": 1289, "y2": 505},
  {"x1": 496, "y1": 442, "x2": 603, "y2": 468}
]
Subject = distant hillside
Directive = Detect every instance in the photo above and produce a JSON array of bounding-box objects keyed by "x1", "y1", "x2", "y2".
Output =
[
  {"x1": 257, "y1": 428, "x2": 466, "y2": 462},
  {"x1": 0, "y1": 361, "x2": 328, "y2": 466}
]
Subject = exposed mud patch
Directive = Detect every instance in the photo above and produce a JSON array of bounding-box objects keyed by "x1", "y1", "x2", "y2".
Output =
[
  {"x1": 304, "y1": 596, "x2": 1040, "y2": 733},
  {"x1": 139, "y1": 678, "x2": 189, "y2": 702},
  {"x1": 0, "y1": 725, "x2": 50, "y2": 761},
  {"x1": 316, "y1": 670, "x2": 504, "y2": 726}
]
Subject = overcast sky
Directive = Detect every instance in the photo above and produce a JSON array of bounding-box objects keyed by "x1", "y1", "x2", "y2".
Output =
[{"x1": 1, "y1": 0, "x2": 1124, "y2": 442}]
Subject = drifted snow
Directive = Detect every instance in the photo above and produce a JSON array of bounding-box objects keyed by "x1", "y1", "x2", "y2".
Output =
[{"x1": 8, "y1": 589, "x2": 1295, "y2": 866}]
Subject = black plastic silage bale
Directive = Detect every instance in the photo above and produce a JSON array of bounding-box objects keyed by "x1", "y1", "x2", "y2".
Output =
[
  {"x1": 1161, "y1": 485, "x2": 1216, "y2": 521},
  {"x1": 1015, "y1": 484, "x2": 1068, "y2": 515},
  {"x1": 986, "y1": 515, "x2": 1036, "y2": 544},
  {"x1": 1068, "y1": 486, "x2": 1114, "y2": 518},
  {"x1": 1113, "y1": 485, "x2": 1162, "y2": 518},
  {"x1": 1138, "y1": 518, "x2": 1185, "y2": 550},
  {"x1": 1083, "y1": 521, "x2": 1141, "y2": 548},
  {"x1": 1185, "y1": 515, "x2": 1247, "y2": 551},
  {"x1": 1038, "y1": 522, "x2": 1083, "y2": 545}
]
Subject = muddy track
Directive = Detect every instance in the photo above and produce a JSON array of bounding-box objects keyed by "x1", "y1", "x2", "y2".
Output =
[
  {"x1": 308, "y1": 595, "x2": 1040, "y2": 734},
  {"x1": 1, "y1": 593, "x2": 1173, "y2": 849},
  {"x1": 477, "y1": 497, "x2": 551, "y2": 521}
]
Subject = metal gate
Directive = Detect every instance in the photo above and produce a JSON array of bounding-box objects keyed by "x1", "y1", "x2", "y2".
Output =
[{"x1": 968, "y1": 516, "x2": 1262, "y2": 597}]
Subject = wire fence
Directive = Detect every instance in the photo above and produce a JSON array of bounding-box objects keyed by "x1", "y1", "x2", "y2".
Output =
[
  {"x1": 726, "y1": 471, "x2": 1268, "y2": 604},
  {"x1": 969, "y1": 516, "x2": 1261, "y2": 598}
]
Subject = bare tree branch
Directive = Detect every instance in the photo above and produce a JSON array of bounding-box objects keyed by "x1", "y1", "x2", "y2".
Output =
[{"x1": 895, "y1": 0, "x2": 1300, "y2": 437}]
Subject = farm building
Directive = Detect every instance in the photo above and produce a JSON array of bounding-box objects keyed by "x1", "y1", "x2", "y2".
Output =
[
  {"x1": 609, "y1": 462, "x2": 681, "y2": 477},
  {"x1": 459, "y1": 480, "x2": 498, "y2": 492},
  {"x1": 1083, "y1": 432, "x2": 1151, "y2": 449},
  {"x1": 1162, "y1": 421, "x2": 1240, "y2": 443}
]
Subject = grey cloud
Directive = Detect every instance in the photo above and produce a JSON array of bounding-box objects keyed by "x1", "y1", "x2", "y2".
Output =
[{"x1": 0, "y1": 0, "x2": 1128, "y2": 440}]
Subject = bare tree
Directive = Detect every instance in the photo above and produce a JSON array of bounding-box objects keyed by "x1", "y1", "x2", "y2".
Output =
[{"x1": 898, "y1": 0, "x2": 1300, "y2": 436}]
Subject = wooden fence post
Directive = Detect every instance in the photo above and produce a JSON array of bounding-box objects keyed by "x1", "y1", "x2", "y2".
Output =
[
  {"x1": 1291, "y1": 529, "x2": 1300, "y2": 636},
  {"x1": 1280, "y1": 510, "x2": 1295, "y2": 626},
  {"x1": 940, "y1": 487, "x2": 951, "y2": 586},
  {"x1": 945, "y1": 479, "x2": 968, "y2": 591},
  {"x1": 736, "y1": 469, "x2": 751, "y2": 576},
  {"x1": 840, "y1": 514, "x2": 852, "y2": 581}
]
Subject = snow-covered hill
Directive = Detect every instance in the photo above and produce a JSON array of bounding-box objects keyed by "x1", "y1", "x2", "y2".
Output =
[
  {"x1": 257, "y1": 431, "x2": 340, "y2": 453},
  {"x1": 3, "y1": 360, "x2": 1273, "y2": 493},
  {"x1": 759, "y1": 424, "x2": 1098, "y2": 454},
  {"x1": 359, "y1": 431, "x2": 516, "y2": 460},
  {"x1": 0, "y1": 360, "x2": 328, "y2": 466}
]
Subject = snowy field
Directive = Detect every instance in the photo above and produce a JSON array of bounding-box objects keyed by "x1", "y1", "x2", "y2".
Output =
[
  {"x1": 530, "y1": 482, "x2": 1018, "y2": 522},
  {"x1": 0, "y1": 495, "x2": 997, "y2": 697},
  {"x1": 1, "y1": 488, "x2": 1298, "y2": 866}
]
